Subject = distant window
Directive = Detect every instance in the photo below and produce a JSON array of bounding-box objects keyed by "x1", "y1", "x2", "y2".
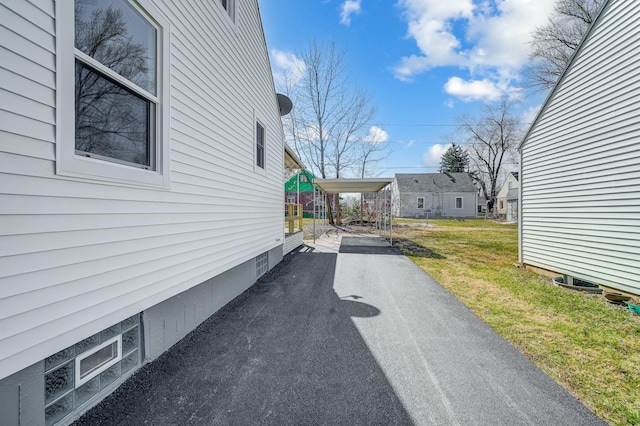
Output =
[
  {"x1": 287, "y1": 195, "x2": 296, "y2": 204},
  {"x1": 299, "y1": 174, "x2": 308, "y2": 182},
  {"x1": 417, "y1": 197, "x2": 424, "y2": 209},
  {"x1": 499, "y1": 200, "x2": 504, "y2": 210},
  {"x1": 455, "y1": 197, "x2": 463, "y2": 209},
  {"x1": 256, "y1": 122, "x2": 265, "y2": 169},
  {"x1": 508, "y1": 181, "x2": 513, "y2": 190}
]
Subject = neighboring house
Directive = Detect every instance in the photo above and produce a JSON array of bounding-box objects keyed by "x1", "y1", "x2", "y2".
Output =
[
  {"x1": 0, "y1": 1, "x2": 294, "y2": 424},
  {"x1": 496, "y1": 172, "x2": 519, "y2": 221},
  {"x1": 477, "y1": 196, "x2": 489, "y2": 215},
  {"x1": 506, "y1": 189, "x2": 518, "y2": 222},
  {"x1": 392, "y1": 173, "x2": 478, "y2": 218},
  {"x1": 518, "y1": 0, "x2": 640, "y2": 295},
  {"x1": 284, "y1": 170, "x2": 317, "y2": 217},
  {"x1": 496, "y1": 172, "x2": 519, "y2": 215}
]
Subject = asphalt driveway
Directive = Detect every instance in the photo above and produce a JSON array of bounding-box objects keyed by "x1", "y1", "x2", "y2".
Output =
[{"x1": 75, "y1": 236, "x2": 605, "y2": 425}]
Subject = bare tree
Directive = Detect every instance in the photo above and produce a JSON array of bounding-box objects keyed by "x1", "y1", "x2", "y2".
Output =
[
  {"x1": 526, "y1": 0, "x2": 604, "y2": 91},
  {"x1": 457, "y1": 99, "x2": 522, "y2": 213},
  {"x1": 281, "y1": 39, "x2": 378, "y2": 225},
  {"x1": 355, "y1": 128, "x2": 392, "y2": 224}
]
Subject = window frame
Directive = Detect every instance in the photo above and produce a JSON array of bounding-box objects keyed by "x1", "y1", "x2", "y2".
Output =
[
  {"x1": 417, "y1": 197, "x2": 424, "y2": 209},
  {"x1": 55, "y1": 0, "x2": 171, "y2": 188},
  {"x1": 74, "y1": 335, "x2": 122, "y2": 388},
  {"x1": 218, "y1": 0, "x2": 236, "y2": 22},
  {"x1": 455, "y1": 197, "x2": 463, "y2": 209},
  {"x1": 255, "y1": 120, "x2": 266, "y2": 171}
]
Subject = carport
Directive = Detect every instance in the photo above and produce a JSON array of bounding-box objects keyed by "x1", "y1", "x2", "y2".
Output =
[{"x1": 312, "y1": 177, "x2": 394, "y2": 243}]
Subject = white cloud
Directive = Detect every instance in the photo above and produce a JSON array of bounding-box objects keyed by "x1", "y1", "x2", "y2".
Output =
[
  {"x1": 394, "y1": 0, "x2": 556, "y2": 99},
  {"x1": 271, "y1": 49, "x2": 306, "y2": 87},
  {"x1": 444, "y1": 77, "x2": 501, "y2": 101},
  {"x1": 423, "y1": 143, "x2": 451, "y2": 168},
  {"x1": 445, "y1": 99, "x2": 455, "y2": 108},
  {"x1": 340, "y1": 0, "x2": 361, "y2": 25},
  {"x1": 444, "y1": 76, "x2": 524, "y2": 102},
  {"x1": 522, "y1": 104, "x2": 542, "y2": 127},
  {"x1": 362, "y1": 125, "x2": 389, "y2": 144},
  {"x1": 406, "y1": 140, "x2": 415, "y2": 147},
  {"x1": 466, "y1": 0, "x2": 556, "y2": 70}
]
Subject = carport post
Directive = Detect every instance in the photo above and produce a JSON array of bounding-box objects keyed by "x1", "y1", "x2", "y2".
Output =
[
  {"x1": 385, "y1": 185, "x2": 389, "y2": 240},
  {"x1": 385, "y1": 184, "x2": 392, "y2": 244}
]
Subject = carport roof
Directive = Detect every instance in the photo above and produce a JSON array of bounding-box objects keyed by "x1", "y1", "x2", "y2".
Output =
[{"x1": 314, "y1": 178, "x2": 393, "y2": 194}]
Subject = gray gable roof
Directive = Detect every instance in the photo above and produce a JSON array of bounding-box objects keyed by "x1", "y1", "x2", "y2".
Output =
[{"x1": 394, "y1": 173, "x2": 477, "y2": 193}]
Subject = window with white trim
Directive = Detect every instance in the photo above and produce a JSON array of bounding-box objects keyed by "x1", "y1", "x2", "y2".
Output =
[
  {"x1": 256, "y1": 121, "x2": 265, "y2": 169},
  {"x1": 56, "y1": 0, "x2": 170, "y2": 187},
  {"x1": 75, "y1": 335, "x2": 122, "y2": 387},
  {"x1": 455, "y1": 197, "x2": 463, "y2": 209},
  {"x1": 299, "y1": 174, "x2": 308, "y2": 182},
  {"x1": 417, "y1": 197, "x2": 424, "y2": 209}
]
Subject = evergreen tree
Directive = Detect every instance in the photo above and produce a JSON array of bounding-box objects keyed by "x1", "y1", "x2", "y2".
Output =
[{"x1": 439, "y1": 143, "x2": 469, "y2": 173}]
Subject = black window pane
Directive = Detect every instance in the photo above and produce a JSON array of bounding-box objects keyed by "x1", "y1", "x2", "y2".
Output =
[
  {"x1": 75, "y1": 0, "x2": 157, "y2": 95},
  {"x1": 256, "y1": 123, "x2": 265, "y2": 168},
  {"x1": 75, "y1": 61, "x2": 151, "y2": 167}
]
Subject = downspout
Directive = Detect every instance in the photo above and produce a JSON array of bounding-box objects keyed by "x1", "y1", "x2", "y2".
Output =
[
  {"x1": 389, "y1": 184, "x2": 393, "y2": 245},
  {"x1": 297, "y1": 171, "x2": 300, "y2": 206},
  {"x1": 518, "y1": 148, "x2": 524, "y2": 264}
]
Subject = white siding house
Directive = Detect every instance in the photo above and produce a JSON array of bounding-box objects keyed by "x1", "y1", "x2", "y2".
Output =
[
  {"x1": 392, "y1": 173, "x2": 478, "y2": 219},
  {"x1": 519, "y1": 0, "x2": 640, "y2": 295},
  {"x1": 496, "y1": 172, "x2": 518, "y2": 220},
  {"x1": 0, "y1": 0, "x2": 290, "y2": 424}
]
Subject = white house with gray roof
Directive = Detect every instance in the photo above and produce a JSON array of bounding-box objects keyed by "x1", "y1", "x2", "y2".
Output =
[
  {"x1": 496, "y1": 172, "x2": 519, "y2": 221},
  {"x1": 392, "y1": 173, "x2": 478, "y2": 219},
  {"x1": 518, "y1": 0, "x2": 640, "y2": 295}
]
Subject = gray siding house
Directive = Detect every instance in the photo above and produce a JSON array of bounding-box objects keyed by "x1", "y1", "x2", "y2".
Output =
[
  {"x1": 0, "y1": 1, "x2": 292, "y2": 424},
  {"x1": 519, "y1": 0, "x2": 640, "y2": 295},
  {"x1": 392, "y1": 173, "x2": 478, "y2": 218}
]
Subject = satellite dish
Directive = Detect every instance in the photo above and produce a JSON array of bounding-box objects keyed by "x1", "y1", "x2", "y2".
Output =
[{"x1": 277, "y1": 93, "x2": 293, "y2": 116}]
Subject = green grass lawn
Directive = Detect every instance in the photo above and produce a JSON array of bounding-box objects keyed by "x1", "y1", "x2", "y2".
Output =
[{"x1": 392, "y1": 221, "x2": 640, "y2": 425}]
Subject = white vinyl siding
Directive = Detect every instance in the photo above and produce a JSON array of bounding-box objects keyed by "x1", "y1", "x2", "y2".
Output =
[
  {"x1": 520, "y1": 0, "x2": 640, "y2": 294},
  {"x1": 0, "y1": 0, "x2": 285, "y2": 381}
]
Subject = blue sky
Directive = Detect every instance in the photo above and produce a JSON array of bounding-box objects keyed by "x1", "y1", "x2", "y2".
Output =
[{"x1": 259, "y1": 0, "x2": 556, "y2": 177}]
